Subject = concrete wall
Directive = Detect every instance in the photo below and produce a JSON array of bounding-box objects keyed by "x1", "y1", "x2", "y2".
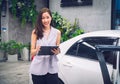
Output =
[
  {"x1": 8, "y1": 13, "x2": 33, "y2": 44},
  {"x1": 49, "y1": 0, "x2": 112, "y2": 32},
  {"x1": 2, "y1": 0, "x2": 112, "y2": 43},
  {"x1": 8, "y1": 0, "x2": 47, "y2": 44}
]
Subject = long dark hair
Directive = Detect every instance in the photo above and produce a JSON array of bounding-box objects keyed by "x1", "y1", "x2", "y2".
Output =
[{"x1": 34, "y1": 8, "x2": 52, "y2": 39}]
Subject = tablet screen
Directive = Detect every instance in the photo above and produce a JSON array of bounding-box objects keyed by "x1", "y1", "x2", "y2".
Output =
[{"x1": 37, "y1": 46, "x2": 58, "y2": 55}]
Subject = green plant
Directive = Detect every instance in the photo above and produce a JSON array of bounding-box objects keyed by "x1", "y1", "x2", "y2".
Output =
[
  {"x1": 52, "y1": 12, "x2": 84, "y2": 42},
  {"x1": 9, "y1": 0, "x2": 38, "y2": 27},
  {"x1": 0, "y1": 0, "x2": 2, "y2": 5},
  {"x1": 0, "y1": 40, "x2": 26, "y2": 55},
  {"x1": 0, "y1": 41, "x2": 8, "y2": 52}
]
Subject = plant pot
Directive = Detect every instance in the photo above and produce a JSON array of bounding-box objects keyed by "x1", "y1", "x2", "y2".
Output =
[
  {"x1": 21, "y1": 47, "x2": 29, "y2": 61},
  {"x1": 0, "y1": 50, "x2": 7, "y2": 61},
  {"x1": 7, "y1": 54, "x2": 18, "y2": 62},
  {"x1": 0, "y1": 50, "x2": 4, "y2": 61},
  {"x1": 7, "y1": 49, "x2": 18, "y2": 55}
]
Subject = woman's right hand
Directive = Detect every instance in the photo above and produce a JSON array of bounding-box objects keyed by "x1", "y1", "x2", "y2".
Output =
[
  {"x1": 31, "y1": 46, "x2": 41, "y2": 56},
  {"x1": 36, "y1": 46, "x2": 41, "y2": 53}
]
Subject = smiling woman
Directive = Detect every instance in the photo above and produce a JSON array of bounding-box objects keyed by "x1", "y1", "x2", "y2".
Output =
[{"x1": 29, "y1": 8, "x2": 61, "y2": 84}]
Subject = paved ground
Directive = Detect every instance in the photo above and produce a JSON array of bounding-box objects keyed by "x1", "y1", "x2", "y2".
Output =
[
  {"x1": 0, "y1": 60, "x2": 31, "y2": 84},
  {"x1": 0, "y1": 58, "x2": 119, "y2": 84}
]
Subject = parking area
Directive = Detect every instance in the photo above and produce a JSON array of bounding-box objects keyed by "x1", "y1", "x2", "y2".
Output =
[{"x1": 0, "y1": 61, "x2": 30, "y2": 84}]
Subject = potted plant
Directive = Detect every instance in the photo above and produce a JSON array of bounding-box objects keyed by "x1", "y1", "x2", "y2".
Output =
[
  {"x1": 6, "y1": 40, "x2": 25, "y2": 55},
  {"x1": 0, "y1": 40, "x2": 27, "y2": 61},
  {"x1": 0, "y1": 41, "x2": 8, "y2": 61}
]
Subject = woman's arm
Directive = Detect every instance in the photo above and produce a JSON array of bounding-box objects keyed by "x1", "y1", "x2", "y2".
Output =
[
  {"x1": 56, "y1": 30, "x2": 61, "y2": 46},
  {"x1": 30, "y1": 29, "x2": 40, "y2": 56}
]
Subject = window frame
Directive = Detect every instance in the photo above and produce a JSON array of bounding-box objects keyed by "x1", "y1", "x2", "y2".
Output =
[
  {"x1": 60, "y1": 0, "x2": 93, "y2": 7},
  {"x1": 66, "y1": 37, "x2": 119, "y2": 64}
]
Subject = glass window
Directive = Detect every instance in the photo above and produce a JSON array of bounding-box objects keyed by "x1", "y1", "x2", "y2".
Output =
[
  {"x1": 66, "y1": 37, "x2": 118, "y2": 64},
  {"x1": 60, "y1": 0, "x2": 93, "y2": 7},
  {"x1": 115, "y1": 0, "x2": 120, "y2": 29}
]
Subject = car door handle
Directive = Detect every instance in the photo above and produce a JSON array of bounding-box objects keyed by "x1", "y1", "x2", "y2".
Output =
[{"x1": 63, "y1": 62, "x2": 72, "y2": 67}]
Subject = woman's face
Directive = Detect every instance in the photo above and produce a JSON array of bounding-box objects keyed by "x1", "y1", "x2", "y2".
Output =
[{"x1": 41, "y1": 12, "x2": 52, "y2": 28}]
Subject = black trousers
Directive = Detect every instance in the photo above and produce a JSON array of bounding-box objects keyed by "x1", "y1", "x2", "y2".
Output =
[{"x1": 31, "y1": 73, "x2": 59, "y2": 84}]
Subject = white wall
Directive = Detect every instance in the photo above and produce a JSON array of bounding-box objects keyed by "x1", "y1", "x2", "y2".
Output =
[{"x1": 49, "y1": 0, "x2": 111, "y2": 32}]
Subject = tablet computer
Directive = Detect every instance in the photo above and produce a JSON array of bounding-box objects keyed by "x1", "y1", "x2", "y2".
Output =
[{"x1": 38, "y1": 46, "x2": 58, "y2": 55}]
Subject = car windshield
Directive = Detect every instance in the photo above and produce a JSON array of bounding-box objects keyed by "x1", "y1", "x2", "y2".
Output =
[{"x1": 66, "y1": 37, "x2": 119, "y2": 65}]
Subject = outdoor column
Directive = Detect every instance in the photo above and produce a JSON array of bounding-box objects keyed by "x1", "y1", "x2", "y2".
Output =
[
  {"x1": 1, "y1": 0, "x2": 9, "y2": 42},
  {"x1": 0, "y1": 0, "x2": 9, "y2": 61}
]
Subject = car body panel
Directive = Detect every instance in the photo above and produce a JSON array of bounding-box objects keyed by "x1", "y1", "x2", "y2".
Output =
[
  {"x1": 58, "y1": 54, "x2": 113, "y2": 84},
  {"x1": 57, "y1": 30, "x2": 120, "y2": 84}
]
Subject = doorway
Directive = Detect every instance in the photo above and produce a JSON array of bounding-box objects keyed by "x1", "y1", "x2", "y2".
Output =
[{"x1": 111, "y1": 0, "x2": 120, "y2": 30}]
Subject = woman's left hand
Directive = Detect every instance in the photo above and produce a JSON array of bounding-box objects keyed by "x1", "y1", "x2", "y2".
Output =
[{"x1": 51, "y1": 48, "x2": 60, "y2": 55}]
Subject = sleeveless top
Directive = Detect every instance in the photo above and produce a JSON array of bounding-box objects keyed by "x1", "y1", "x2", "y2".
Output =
[{"x1": 29, "y1": 27, "x2": 59, "y2": 75}]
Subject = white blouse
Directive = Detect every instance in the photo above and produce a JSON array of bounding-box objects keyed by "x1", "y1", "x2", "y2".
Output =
[{"x1": 29, "y1": 27, "x2": 59, "y2": 75}]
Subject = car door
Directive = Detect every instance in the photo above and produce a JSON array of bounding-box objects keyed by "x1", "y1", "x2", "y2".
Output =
[
  {"x1": 59, "y1": 37, "x2": 118, "y2": 84},
  {"x1": 114, "y1": 39, "x2": 120, "y2": 84},
  {"x1": 59, "y1": 54, "x2": 104, "y2": 84}
]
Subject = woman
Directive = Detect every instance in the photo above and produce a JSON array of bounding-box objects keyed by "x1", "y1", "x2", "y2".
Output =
[{"x1": 29, "y1": 8, "x2": 61, "y2": 84}]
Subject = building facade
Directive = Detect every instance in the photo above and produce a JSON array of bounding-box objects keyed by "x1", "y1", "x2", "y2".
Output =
[
  {"x1": 0, "y1": 0, "x2": 120, "y2": 43},
  {"x1": 50, "y1": 0, "x2": 120, "y2": 31}
]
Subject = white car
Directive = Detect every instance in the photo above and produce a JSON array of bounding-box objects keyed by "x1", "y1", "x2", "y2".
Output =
[{"x1": 57, "y1": 30, "x2": 120, "y2": 84}]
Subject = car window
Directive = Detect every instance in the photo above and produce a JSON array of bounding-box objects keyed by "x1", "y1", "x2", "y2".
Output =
[{"x1": 66, "y1": 37, "x2": 118, "y2": 64}]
